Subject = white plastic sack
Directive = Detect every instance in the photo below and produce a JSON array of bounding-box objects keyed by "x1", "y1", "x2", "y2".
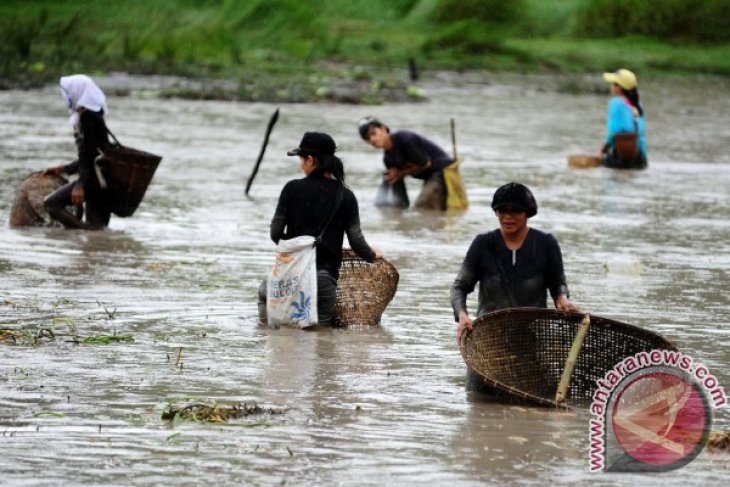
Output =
[{"x1": 266, "y1": 235, "x2": 318, "y2": 328}]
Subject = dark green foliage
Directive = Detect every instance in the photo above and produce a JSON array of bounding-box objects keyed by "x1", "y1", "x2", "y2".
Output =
[
  {"x1": 0, "y1": 0, "x2": 728, "y2": 88},
  {"x1": 574, "y1": 0, "x2": 730, "y2": 43},
  {"x1": 433, "y1": 0, "x2": 524, "y2": 25},
  {"x1": 424, "y1": 20, "x2": 508, "y2": 54}
]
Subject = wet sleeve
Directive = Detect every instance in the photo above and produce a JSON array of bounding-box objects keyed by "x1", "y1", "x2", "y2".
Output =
[
  {"x1": 77, "y1": 112, "x2": 108, "y2": 187},
  {"x1": 449, "y1": 237, "x2": 481, "y2": 321},
  {"x1": 544, "y1": 233, "x2": 569, "y2": 301},
  {"x1": 269, "y1": 183, "x2": 291, "y2": 243},
  {"x1": 344, "y1": 194, "x2": 376, "y2": 262},
  {"x1": 64, "y1": 160, "x2": 79, "y2": 175}
]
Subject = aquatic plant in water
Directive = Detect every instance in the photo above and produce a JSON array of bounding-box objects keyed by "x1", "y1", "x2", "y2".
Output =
[{"x1": 161, "y1": 402, "x2": 285, "y2": 423}]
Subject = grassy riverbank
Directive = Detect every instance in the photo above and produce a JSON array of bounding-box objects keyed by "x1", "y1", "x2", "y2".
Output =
[{"x1": 1, "y1": 0, "x2": 728, "y2": 102}]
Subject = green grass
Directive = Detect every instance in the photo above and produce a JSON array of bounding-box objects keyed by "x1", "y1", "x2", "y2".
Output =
[{"x1": 1, "y1": 0, "x2": 728, "y2": 95}]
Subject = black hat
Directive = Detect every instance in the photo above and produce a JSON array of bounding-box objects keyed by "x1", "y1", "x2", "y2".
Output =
[
  {"x1": 491, "y1": 182, "x2": 538, "y2": 217},
  {"x1": 358, "y1": 116, "x2": 385, "y2": 140},
  {"x1": 287, "y1": 132, "x2": 337, "y2": 156}
]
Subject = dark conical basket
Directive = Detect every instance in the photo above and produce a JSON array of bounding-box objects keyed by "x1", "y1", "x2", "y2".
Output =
[
  {"x1": 98, "y1": 145, "x2": 162, "y2": 217},
  {"x1": 460, "y1": 308, "x2": 678, "y2": 407},
  {"x1": 334, "y1": 250, "x2": 399, "y2": 327}
]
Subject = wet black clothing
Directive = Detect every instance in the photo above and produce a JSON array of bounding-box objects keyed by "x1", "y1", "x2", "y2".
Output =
[
  {"x1": 69, "y1": 110, "x2": 111, "y2": 195},
  {"x1": 44, "y1": 109, "x2": 112, "y2": 229},
  {"x1": 451, "y1": 228, "x2": 570, "y2": 396},
  {"x1": 601, "y1": 146, "x2": 648, "y2": 170},
  {"x1": 43, "y1": 181, "x2": 110, "y2": 228},
  {"x1": 450, "y1": 228, "x2": 569, "y2": 321},
  {"x1": 270, "y1": 175, "x2": 376, "y2": 280},
  {"x1": 384, "y1": 130, "x2": 453, "y2": 181}
]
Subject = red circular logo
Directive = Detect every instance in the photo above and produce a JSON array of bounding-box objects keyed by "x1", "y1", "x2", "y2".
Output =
[{"x1": 609, "y1": 368, "x2": 710, "y2": 470}]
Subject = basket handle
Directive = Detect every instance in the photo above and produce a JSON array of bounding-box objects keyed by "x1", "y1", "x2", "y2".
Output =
[
  {"x1": 554, "y1": 313, "x2": 591, "y2": 406},
  {"x1": 105, "y1": 125, "x2": 122, "y2": 147}
]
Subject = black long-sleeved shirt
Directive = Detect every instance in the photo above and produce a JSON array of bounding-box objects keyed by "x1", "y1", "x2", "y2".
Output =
[
  {"x1": 63, "y1": 110, "x2": 110, "y2": 194},
  {"x1": 450, "y1": 228, "x2": 569, "y2": 321},
  {"x1": 270, "y1": 175, "x2": 376, "y2": 279},
  {"x1": 383, "y1": 130, "x2": 453, "y2": 180}
]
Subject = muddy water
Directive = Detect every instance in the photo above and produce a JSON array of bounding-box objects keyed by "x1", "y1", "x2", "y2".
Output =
[{"x1": 1, "y1": 74, "x2": 728, "y2": 485}]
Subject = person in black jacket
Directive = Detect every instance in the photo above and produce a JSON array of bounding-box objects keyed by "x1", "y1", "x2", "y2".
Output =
[
  {"x1": 258, "y1": 132, "x2": 382, "y2": 327},
  {"x1": 43, "y1": 75, "x2": 112, "y2": 229},
  {"x1": 358, "y1": 117, "x2": 453, "y2": 210},
  {"x1": 450, "y1": 182, "x2": 580, "y2": 392}
]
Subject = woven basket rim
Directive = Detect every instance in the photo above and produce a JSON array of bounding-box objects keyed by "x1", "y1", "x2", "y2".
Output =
[
  {"x1": 334, "y1": 249, "x2": 399, "y2": 327},
  {"x1": 459, "y1": 307, "x2": 678, "y2": 407}
]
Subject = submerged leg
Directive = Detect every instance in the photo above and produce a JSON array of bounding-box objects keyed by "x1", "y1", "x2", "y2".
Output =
[
  {"x1": 257, "y1": 279, "x2": 268, "y2": 326},
  {"x1": 414, "y1": 171, "x2": 446, "y2": 210},
  {"x1": 84, "y1": 195, "x2": 111, "y2": 230},
  {"x1": 317, "y1": 270, "x2": 337, "y2": 327},
  {"x1": 43, "y1": 182, "x2": 86, "y2": 229}
]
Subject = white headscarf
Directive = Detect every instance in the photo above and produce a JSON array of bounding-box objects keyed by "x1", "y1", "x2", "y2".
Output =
[{"x1": 59, "y1": 74, "x2": 108, "y2": 125}]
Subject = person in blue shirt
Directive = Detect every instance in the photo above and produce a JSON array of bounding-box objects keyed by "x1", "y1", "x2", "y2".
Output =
[{"x1": 600, "y1": 69, "x2": 647, "y2": 169}]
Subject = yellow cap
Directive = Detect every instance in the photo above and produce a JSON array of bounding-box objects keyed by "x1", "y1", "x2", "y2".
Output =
[{"x1": 603, "y1": 69, "x2": 638, "y2": 90}]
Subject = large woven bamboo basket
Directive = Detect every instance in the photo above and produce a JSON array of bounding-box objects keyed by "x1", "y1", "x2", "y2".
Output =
[
  {"x1": 98, "y1": 145, "x2": 162, "y2": 217},
  {"x1": 460, "y1": 308, "x2": 678, "y2": 407},
  {"x1": 334, "y1": 250, "x2": 399, "y2": 327}
]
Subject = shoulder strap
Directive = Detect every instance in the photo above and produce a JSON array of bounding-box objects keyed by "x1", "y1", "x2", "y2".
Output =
[
  {"x1": 104, "y1": 123, "x2": 121, "y2": 146},
  {"x1": 315, "y1": 185, "x2": 344, "y2": 245}
]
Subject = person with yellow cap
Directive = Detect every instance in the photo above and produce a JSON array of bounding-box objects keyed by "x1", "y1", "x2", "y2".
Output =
[{"x1": 600, "y1": 69, "x2": 647, "y2": 169}]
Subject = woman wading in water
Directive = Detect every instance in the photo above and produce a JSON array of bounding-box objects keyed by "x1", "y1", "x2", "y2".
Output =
[
  {"x1": 43, "y1": 75, "x2": 113, "y2": 229},
  {"x1": 450, "y1": 182, "x2": 580, "y2": 393},
  {"x1": 258, "y1": 132, "x2": 382, "y2": 327}
]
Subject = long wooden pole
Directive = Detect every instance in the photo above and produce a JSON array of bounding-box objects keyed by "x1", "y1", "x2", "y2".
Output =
[
  {"x1": 555, "y1": 313, "x2": 591, "y2": 406},
  {"x1": 450, "y1": 118, "x2": 457, "y2": 160},
  {"x1": 245, "y1": 108, "x2": 280, "y2": 196}
]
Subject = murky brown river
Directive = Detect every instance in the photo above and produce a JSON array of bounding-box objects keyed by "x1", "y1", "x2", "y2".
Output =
[{"x1": 1, "y1": 73, "x2": 728, "y2": 485}]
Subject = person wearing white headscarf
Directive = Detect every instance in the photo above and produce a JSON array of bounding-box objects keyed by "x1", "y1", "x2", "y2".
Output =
[
  {"x1": 60, "y1": 74, "x2": 108, "y2": 125},
  {"x1": 43, "y1": 75, "x2": 112, "y2": 229}
]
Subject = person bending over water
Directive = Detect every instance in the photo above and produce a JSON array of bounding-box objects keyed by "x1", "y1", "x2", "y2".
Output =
[
  {"x1": 358, "y1": 116, "x2": 453, "y2": 211},
  {"x1": 43, "y1": 74, "x2": 113, "y2": 229}
]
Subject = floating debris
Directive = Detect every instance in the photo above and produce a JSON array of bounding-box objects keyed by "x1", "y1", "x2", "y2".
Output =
[
  {"x1": 161, "y1": 402, "x2": 285, "y2": 423},
  {"x1": 0, "y1": 328, "x2": 55, "y2": 346},
  {"x1": 0, "y1": 328, "x2": 134, "y2": 346},
  {"x1": 82, "y1": 335, "x2": 134, "y2": 345}
]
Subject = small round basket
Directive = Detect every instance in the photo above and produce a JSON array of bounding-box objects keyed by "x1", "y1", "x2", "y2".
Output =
[
  {"x1": 98, "y1": 145, "x2": 162, "y2": 217},
  {"x1": 568, "y1": 154, "x2": 601, "y2": 168},
  {"x1": 334, "y1": 250, "x2": 399, "y2": 327},
  {"x1": 460, "y1": 308, "x2": 678, "y2": 407}
]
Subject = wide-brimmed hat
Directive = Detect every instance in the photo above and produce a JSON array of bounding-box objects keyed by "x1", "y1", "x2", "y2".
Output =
[
  {"x1": 603, "y1": 69, "x2": 638, "y2": 90},
  {"x1": 287, "y1": 132, "x2": 337, "y2": 156},
  {"x1": 491, "y1": 182, "x2": 538, "y2": 217},
  {"x1": 358, "y1": 116, "x2": 385, "y2": 140}
]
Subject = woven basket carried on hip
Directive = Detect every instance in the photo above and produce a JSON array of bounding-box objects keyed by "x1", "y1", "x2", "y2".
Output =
[
  {"x1": 97, "y1": 143, "x2": 162, "y2": 217},
  {"x1": 334, "y1": 250, "x2": 399, "y2": 327},
  {"x1": 460, "y1": 308, "x2": 677, "y2": 407},
  {"x1": 614, "y1": 132, "x2": 639, "y2": 161}
]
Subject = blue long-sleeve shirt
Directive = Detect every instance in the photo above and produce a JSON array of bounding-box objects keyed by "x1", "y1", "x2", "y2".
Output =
[{"x1": 605, "y1": 96, "x2": 647, "y2": 156}]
